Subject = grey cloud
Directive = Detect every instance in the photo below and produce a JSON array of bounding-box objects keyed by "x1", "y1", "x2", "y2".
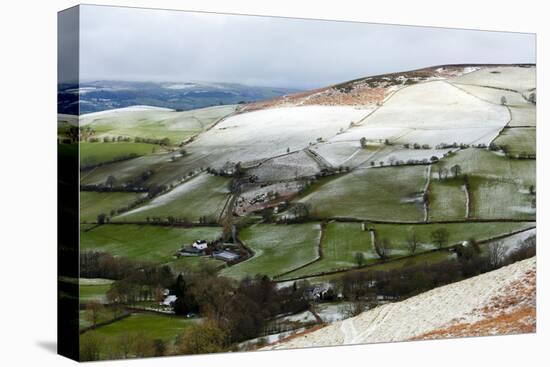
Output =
[{"x1": 79, "y1": 5, "x2": 536, "y2": 89}]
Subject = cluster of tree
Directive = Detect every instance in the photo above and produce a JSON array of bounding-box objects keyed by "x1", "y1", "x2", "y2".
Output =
[
  {"x1": 80, "y1": 251, "x2": 172, "y2": 283},
  {"x1": 206, "y1": 162, "x2": 245, "y2": 178},
  {"x1": 134, "y1": 136, "x2": 171, "y2": 146},
  {"x1": 275, "y1": 203, "x2": 311, "y2": 224},
  {"x1": 88, "y1": 136, "x2": 133, "y2": 143},
  {"x1": 402, "y1": 143, "x2": 432, "y2": 150},
  {"x1": 435, "y1": 164, "x2": 462, "y2": 181},
  {"x1": 332, "y1": 235, "x2": 535, "y2": 302},
  {"x1": 106, "y1": 264, "x2": 174, "y2": 305},
  {"x1": 80, "y1": 170, "x2": 154, "y2": 193},
  {"x1": 64, "y1": 126, "x2": 96, "y2": 143},
  {"x1": 435, "y1": 142, "x2": 471, "y2": 150},
  {"x1": 168, "y1": 267, "x2": 310, "y2": 352}
]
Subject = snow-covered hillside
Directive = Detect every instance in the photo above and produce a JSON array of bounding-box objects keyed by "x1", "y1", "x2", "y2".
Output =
[{"x1": 264, "y1": 257, "x2": 536, "y2": 350}]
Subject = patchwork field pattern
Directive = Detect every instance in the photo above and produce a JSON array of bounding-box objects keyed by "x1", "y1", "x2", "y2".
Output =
[
  {"x1": 221, "y1": 223, "x2": 321, "y2": 279},
  {"x1": 117, "y1": 173, "x2": 231, "y2": 222},
  {"x1": 298, "y1": 165, "x2": 428, "y2": 222},
  {"x1": 80, "y1": 191, "x2": 146, "y2": 222},
  {"x1": 80, "y1": 105, "x2": 238, "y2": 143}
]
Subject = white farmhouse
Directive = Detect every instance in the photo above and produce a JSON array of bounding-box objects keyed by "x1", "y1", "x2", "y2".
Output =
[
  {"x1": 192, "y1": 239, "x2": 208, "y2": 251},
  {"x1": 161, "y1": 295, "x2": 177, "y2": 307}
]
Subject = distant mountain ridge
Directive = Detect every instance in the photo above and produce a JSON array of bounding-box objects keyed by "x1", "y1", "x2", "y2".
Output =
[{"x1": 57, "y1": 80, "x2": 300, "y2": 115}]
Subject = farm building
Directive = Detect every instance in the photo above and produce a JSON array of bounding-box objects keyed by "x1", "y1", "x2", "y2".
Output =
[
  {"x1": 192, "y1": 240, "x2": 208, "y2": 251},
  {"x1": 161, "y1": 295, "x2": 177, "y2": 307},
  {"x1": 213, "y1": 250, "x2": 240, "y2": 262}
]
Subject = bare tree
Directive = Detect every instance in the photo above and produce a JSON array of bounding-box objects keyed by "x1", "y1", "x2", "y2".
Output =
[
  {"x1": 85, "y1": 300, "x2": 104, "y2": 328},
  {"x1": 450, "y1": 164, "x2": 462, "y2": 178},
  {"x1": 374, "y1": 237, "x2": 389, "y2": 261},
  {"x1": 431, "y1": 228, "x2": 450, "y2": 249},
  {"x1": 105, "y1": 175, "x2": 116, "y2": 188},
  {"x1": 441, "y1": 167, "x2": 449, "y2": 180},
  {"x1": 339, "y1": 301, "x2": 366, "y2": 318},
  {"x1": 407, "y1": 232, "x2": 419, "y2": 255},
  {"x1": 354, "y1": 252, "x2": 366, "y2": 267},
  {"x1": 488, "y1": 241, "x2": 506, "y2": 269}
]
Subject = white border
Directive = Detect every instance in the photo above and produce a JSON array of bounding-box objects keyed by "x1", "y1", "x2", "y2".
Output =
[{"x1": 0, "y1": 0, "x2": 546, "y2": 366}]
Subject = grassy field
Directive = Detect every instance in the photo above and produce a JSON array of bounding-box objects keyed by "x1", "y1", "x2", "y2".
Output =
[
  {"x1": 280, "y1": 221, "x2": 534, "y2": 280},
  {"x1": 80, "y1": 191, "x2": 146, "y2": 222},
  {"x1": 449, "y1": 66, "x2": 536, "y2": 93},
  {"x1": 80, "y1": 224, "x2": 223, "y2": 268},
  {"x1": 492, "y1": 127, "x2": 536, "y2": 156},
  {"x1": 221, "y1": 223, "x2": 321, "y2": 279},
  {"x1": 79, "y1": 310, "x2": 115, "y2": 330},
  {"x1": 116, "y1": 173, "x2": 231, "y2": 223},
  {"x1": 80, "y1": 105, "x2": 238, "y2": 144},
  {"x1": 280, "y1": 222, "x2": 374, "y2": 278},
  {"x1": 427, "y1": 178, "x2": 467, "y2": 221},
  {"x1": 80, "y1": 278, "x2": 114, "y2": 304},
  {"x1": 432, "y1": 148, "x2": 535, "y2": 187},
  {"x1": 81, "y1": 313, "x2": 196, "y2": 347},
  {"x1": 80, "y1": 142, "x2": 158, "y2": 167},
  {"x1": 470, "y1": 177, "x2": 536, "y2": 220},
  {"x1": 370, "y1": 221, "x2": 533, "y2": 252},
  {"x1": 298, "y1": 165, "x2": 427, "y2": 222}
]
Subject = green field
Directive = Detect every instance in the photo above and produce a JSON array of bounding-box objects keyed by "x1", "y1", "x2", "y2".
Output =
[
  {"x1": 280, "y1": 222, "x2": 374, "y2": 278},
  {"x1": 116, "y1": 173, "x2": 231, "y2": 223},
  {"x1": 80, "y1": 142, "x2": 158, "y2": 167},
  {"x1": 79, "y1": 310, "x2": 115, "y2": 330},
  {"x1": 80, "y1": 105, "x2": 237, "y2": 144},
  {"x1": 80, "y1": 278, "x2": 114, "y2": 304},
  {"x1": 427, "y1": 178, "x2": 467, "y2": 221},
  {"x1": 470, "y1": 177, "x2": 535, "y2": 220},
  {"x1": 298, "y1": 165, "x2": 428, "y2": 222},
  {"x1": 493, "y1": 127, "x2": 536, "y2": 157},
  {"x1": 221, "y1": 223, "x2": 321, "y2": 279},
  {"x1": 80, "y1": 224, "x2": 223, "y2": 268},
  {"x1": 280, "y1": 221, "x2": 534, "y2": 280},
  {"x1": 432, "y1": 148, "x2": 535, "y2": 187},
  {"x1": 370, "y1": 221, "x2": 533, "y2": 252},
  {"x1": 82, "y1": 313, "x2": 196, "y2": 344},
  {"x1": 80, "y1": 191, "x2": 146, "y2": 222}
]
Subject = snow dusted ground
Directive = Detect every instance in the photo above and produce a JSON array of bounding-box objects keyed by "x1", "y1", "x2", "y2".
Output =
[
  {"x1": 58, "y1": 113, "x2": 79, "y2": 126},
  {"x1": 449, "y1": 66, "x2": 536, "y2": 93},
  {"x1": 81, "y1": 105, "x2": 175, "y2": 119},
  {"x1": 496, "y1": 228, "x2": 536, "y2": 257},
  {"x1": 279, "y1": 310, "x2": 318, "y2": 323},
  {"x1": 330, "y1": 81, "x2": 509, "y2": 147},
  {"x1": 80, "y1": 105, "x2": 236, "y2": 131},
  {"x1": 248, "y1": 151, "x2": 321, "y2": 181},
  {"x1": 264, "y1": 257, "x2": 536, "y2": 349},
  {"x1": 188, "y1": 105, "x2": 373, "y2": 163},
  {"x1": 449, "y1": 83, "x2": 530, "y2": 106}
]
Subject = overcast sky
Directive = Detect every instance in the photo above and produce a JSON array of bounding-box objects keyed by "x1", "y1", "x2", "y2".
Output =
[{"x1": 79, "y1": 5, "x2": 536, "y2": 90}]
